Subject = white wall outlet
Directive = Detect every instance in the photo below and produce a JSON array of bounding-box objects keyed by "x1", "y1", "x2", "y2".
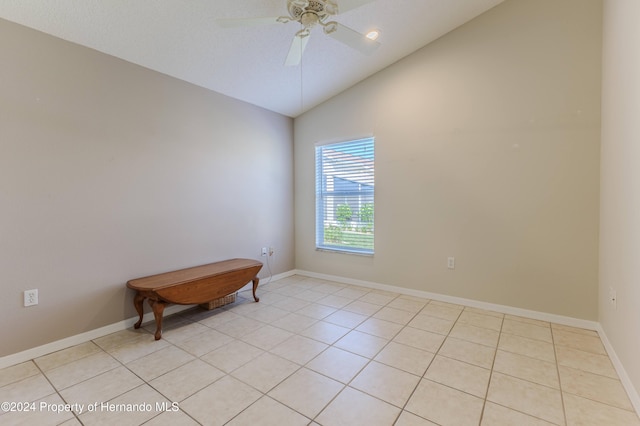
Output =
[
  {"x1": 269, "y1": 246, "x2": 275, "y2": 256},
  {"x1": 24, "y1": 289, "x2": 38, "y2": 307},
  {"x1": 261, "y1": 247, "x2": 267, "y2": 257},
  {"x1": 447, "y1": 257, "x2": 455, "y2": 269}
]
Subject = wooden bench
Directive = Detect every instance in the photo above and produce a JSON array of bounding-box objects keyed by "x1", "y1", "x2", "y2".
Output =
[{"x1": 126, "y1": 258, "x2": 263, "y2": 340}]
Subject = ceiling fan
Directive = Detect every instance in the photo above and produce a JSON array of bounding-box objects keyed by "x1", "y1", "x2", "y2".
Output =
[{"x1": 217, "y1": 0, "x2": 380, "y2": 66}]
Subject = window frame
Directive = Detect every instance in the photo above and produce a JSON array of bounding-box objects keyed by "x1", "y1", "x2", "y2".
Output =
[{"x1": 315, "y1": 137, "x2": 375, "y2": 255}]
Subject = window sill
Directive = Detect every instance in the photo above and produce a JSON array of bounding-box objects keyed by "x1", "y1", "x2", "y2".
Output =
[{"x1": 315, "y1": 247, "x2": 374, "y2": 257}]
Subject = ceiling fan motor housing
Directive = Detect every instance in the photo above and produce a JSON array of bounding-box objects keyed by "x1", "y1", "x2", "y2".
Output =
[
  {"x1": 218, "y1": 0, "x2": 378, "y2": 66},
  {"x1": 288, "y1": 0, "x2": 338, "y2": 23}
]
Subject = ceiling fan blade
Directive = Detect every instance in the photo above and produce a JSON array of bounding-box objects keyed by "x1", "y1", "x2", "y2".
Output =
[
  {"x1": 284, "y1": 32, "x2": 310, "y2": 66},
  {"x1": 326, "y1": 22, "x2": 380, "y2": 55},
  {"x1": 335, "y1": 0, "x2": 375, "y2": 14},
  {"x1": 216, "y1": 16, "x2": 284, "y2": 28}
]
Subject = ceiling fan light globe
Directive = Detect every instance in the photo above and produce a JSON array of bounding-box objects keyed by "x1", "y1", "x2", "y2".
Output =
[
  {"x1": 325, "y1": 0, "x2": 339, "y2": 15},
  {"x1": 323, "y1": 21, "x2": 338, "y2": 34},
  {"x1": 296, "y1": 28, "x2": 311, "y2": 38}
]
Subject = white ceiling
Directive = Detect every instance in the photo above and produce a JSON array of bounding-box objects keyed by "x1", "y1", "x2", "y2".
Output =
[{"x1": 0, "y1": 0, "x2": 505, "y2": 117}]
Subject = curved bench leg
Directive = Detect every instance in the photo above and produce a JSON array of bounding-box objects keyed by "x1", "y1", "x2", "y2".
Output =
[
  {"x1": 133, "y1": 292, "x2": 146, "y2": 329},
  {"x1": 252, "y1": 276, "x2": 260, "y2": 302},
  {"x1": 148, "y1": 299, "x2": 166, "y2": 340}
]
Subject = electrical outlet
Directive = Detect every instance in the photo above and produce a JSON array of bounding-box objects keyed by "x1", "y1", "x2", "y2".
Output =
[
  {"x1": 261, "y1": 247, "x2": 267, "y2": 257},
  {"x1": 447, "y1": 257, "x2": 455, "y2": 269},
  {"x1": 24, "y1": 289, "x2": 38, "y2": 307},
  {"x1": 269, "y1": 246, "x2": 275, "y2": 256}
]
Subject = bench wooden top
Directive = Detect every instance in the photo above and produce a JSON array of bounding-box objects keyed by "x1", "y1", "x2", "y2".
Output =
[{"x1": 126, "y1": 258, "x2": 262, "y2": 292}]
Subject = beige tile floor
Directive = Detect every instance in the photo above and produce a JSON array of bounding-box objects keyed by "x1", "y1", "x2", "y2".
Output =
[{"x1": 1, "y1": 275, "x2": 639, "y2": 425}]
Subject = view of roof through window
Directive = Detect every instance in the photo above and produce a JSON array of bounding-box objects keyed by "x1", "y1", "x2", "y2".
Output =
[{"x1": 316, "y1": 137, "x2": 375, "y2": 254}]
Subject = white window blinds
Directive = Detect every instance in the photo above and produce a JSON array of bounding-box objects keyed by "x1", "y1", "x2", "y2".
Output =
[{"x1": 315, "y1": 137, "x2": 374, "y2": 254}]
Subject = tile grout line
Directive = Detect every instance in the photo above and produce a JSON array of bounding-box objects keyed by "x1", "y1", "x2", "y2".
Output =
[
  {"x1": 94, "y1": 336, "x2": 179, "y2": 426},
  {"x1": 127, "y1": 337, "x2": 206, "y2": 425},
  {"x1": 334, "y1": 295, "x2": 428, "y2": 425},
  {"x1": 392, "y1": 299, "x2": 464, "y2": 425},
  {"x1": 550, "y1": 323, "x2": 569, "y2": 426},
  {"x1": 477, "y1": 310, "x2": 505, "y2": 426},
  {"x1": 198, "y1": 283, "x2": 384, "y2": 425},
  {"x1": 38, "y1": 342, "x2": 132, "y2": 423},
  {"x1": 551, "y1": 324, "x2": 640, "y2": 416},
  {"x1": 4, "y1": 276, "x2": 636, "y2": 425},
  {"x1": 305, "y1": 291, "x2": 409, "y2": 424},
  {"x1": 31, "y1": 358, "x2": 83, "y2": 425},
  {"x1": 251, "y1": 289, "x2": 426, "y2": 424},
  {"x1": 490, "y1": 320, "x2": 568, "y2": 425}
]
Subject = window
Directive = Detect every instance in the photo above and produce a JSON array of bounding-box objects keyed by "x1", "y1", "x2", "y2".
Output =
[{"x1": 316, "y1": 137, "x2": 374, "y2": 254}]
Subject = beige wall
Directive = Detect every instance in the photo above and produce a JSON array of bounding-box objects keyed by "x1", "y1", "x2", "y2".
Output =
[
  {"x1": 294, "y1": 0, "x2": 602, "y2": 319},
  {"x1": 600, "y1": 0, "x2": 640, "y2": 402},
  {"x1": 0, "y1": 19, "x2": 294, "y2": 357}
]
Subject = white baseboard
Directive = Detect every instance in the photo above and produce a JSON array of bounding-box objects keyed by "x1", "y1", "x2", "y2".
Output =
[
  {"x1": 0, "y1": 268, "x2": 297, "y2": 370},
  {"x1": 0, "y1": 303, "x2": 192, "y2": 370},
  {"x1": 294, "y1": 269, "x2": 640, "y2": 416},
  {"x1": 293, "y1": 269, "x2": 599, "y2": 330},
  {"x1": 2, "y1": 268, "x2": 638, "y2": 419},
  {"x1": 239, "y1": 269, "x2": 296, "y2": 292},
  {"x1": 596, "y1": 323, "x2": 640, "y2": 415}
]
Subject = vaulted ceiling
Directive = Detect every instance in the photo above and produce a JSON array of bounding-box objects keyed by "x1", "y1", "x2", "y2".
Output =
[{"x1": 0, "y1": 0, "x2": 505, "y2": 117}]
